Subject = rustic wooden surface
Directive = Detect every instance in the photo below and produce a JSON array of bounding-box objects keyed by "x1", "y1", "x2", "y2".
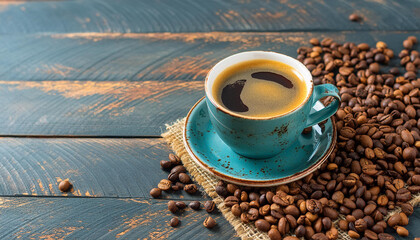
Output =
[{"x1": 1, "y1": 0, "x2": 419, "y2": 239}]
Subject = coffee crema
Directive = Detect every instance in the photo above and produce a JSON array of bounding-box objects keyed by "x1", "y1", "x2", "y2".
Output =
[{"x1": 212, "y1": 59, "x2": 308, "y2": 118}]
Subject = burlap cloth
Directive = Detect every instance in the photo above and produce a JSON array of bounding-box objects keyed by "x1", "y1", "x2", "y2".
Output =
[{"x1": 162, "y1": 118, "x2": 420, "y2": 240}]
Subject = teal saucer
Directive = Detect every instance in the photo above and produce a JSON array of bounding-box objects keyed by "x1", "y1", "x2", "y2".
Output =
[{"x1": 183, "y1": 97, "x2": 336, "y2": 187}]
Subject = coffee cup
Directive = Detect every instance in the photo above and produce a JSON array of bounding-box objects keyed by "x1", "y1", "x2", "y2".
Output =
[{"x1": 205, "y1": 51, "x2": 341, "y2": 159}]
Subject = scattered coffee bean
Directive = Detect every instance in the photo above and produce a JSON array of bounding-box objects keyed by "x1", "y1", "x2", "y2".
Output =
[
  {"x1": 169, "y1": 153, "x2": 181, "y2": 165},
  {"x1": 149, "y1": 188, "x2": 161, "y2": 198},
  {"x1": 396, "y1": 226, "x2": 409, "y2": 237},
  {"x1": 168, "y1": 200, "x2": 178, "y2": 213},
  {"x1": 203, "y1": 216, "x2": 216, "y2": 229},
  {"x1": 59, "y1": 180, "x2": 72, "y2": 192},
  {"x1": 178, "y1": 173, "x2": 191, "y2": 184},
  {"x1": 204, "y1": 200, "x2": 215, "y2": 213},
  {"x1": 175, "y1": 201, "x2": 186, "y2": 209},
  {"x1": 184, "y1": 184, "x2": 198, "y2": 194},
  {"x1": 170, "y1": 217, "x2": 180, "y2": 227},
  {"x1": 378, "y1": 233, "x2": 395, "y2": 240},
  {"x1": 160, "y1": 160, "x2": 172, "y2": 169},
  {"x1": 158, "y1": 179, "x2": 172, "y2": 191},
  {"x1": 349, "y1": 13, "x2": 361, "y2": 22},
  {"x1": 189, "y1": 201, "x2": 201, "y2": 210}
]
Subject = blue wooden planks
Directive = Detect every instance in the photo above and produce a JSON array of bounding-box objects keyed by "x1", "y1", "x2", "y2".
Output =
[
  {"x1": 0, "y1": 0, "x2": 419, "y2": 34},
  {"x1": 0, "y1": 197, "x2": 237, "y2": 239},
  {"x1": 0, "y1": 137, "x2": 208, "y2": 199}
]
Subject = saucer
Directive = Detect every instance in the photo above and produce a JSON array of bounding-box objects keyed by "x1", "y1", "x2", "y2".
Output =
[{"x1": 183, "y1": 97, "x2": 336, "y2": 187}]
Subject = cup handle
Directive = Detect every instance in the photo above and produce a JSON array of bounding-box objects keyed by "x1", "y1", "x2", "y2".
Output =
[{"x1": 304, "y1": 84, "x2": 341, "y2": 128}]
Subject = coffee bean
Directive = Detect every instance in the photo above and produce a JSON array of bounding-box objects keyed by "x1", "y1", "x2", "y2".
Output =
[
  {"x1": 169, "y1": 153, "x2": 181, "y2": 165},
  {"x1": 203, "y1": 216, "x2": 216, "y2": 229},
  {"x1": 171, "y1": 165, "x2": 186, "y2": 174},
  {"x1": 339, "y1": 220, "x2": 348, "y2": 231},
  {"x1": 160, "y1": 160, "x2": 172, "y2": 169},
  {"x1": 158, "y1": 179, "x2": 172, "y2": 191},
  {"x1": 310, "y1": 38, "x2": 320, "y2": 46},
  {"x1": 364, "y1": 229, "x2": 378, "y2": 240},
  {"x1": 150, "y1": 188, "x2": 162, "y2": 198},
  {"x1": 170, "y1": 217, "x2": 180, "y2": 227},
  {"x1": 247, "y1": 208, "x2": 259, "y2": 221},
  {"x1": 204, "y1": 200, "x2": 215, "y2": 213},
  {"x1": 348, "y1": 230, "x2": 360, "y2": 239},
  {"x1": 268, "y1": 228, "x2": 281, "y2": 240},
  {"x1": 284, "y1": 205, "x2": 300, "y2": 218},
  {"x1": 306, "y1": 199, "x2": 322, "y2": 214},
  {"x1": 323, "y1": 207, "x2": 339, "y2": 220},
  {"x1": 178, "y1": 173, "x2": 191, "y2": 184},
  {"x1": 184, "y1": 184, "x2": 198, "y2": 194},
  {"x1": 349, "y1": 13, "x2": 361, "y2": 22},
  {"x1": 412, "y1": 175, "x2": 420, "y2": 185},
  {"x1": 168, "y1": 200, "x2": 178, "y2": 213},
  {"x1": 387, "y1": 213, "x2": 401, "y2": 227},
  {"x1": 355, "y1": 218, "x2": 367, "y2": 232},
  {"x1": 255, "y1": 219, "x2": 270, "y2": 232},
  {"x1": 215, "y1": 185, "x2": 228, "y2": 197},
  {"x1": 226, "y1": 183, "x2": 238, "y2": 194},
  {"x1": 59, "y1": 180, "x2": 71, "y2": 192},
  {"x1": 396, "y1": 226, "x2": 409, "y2": 237},
  {"x1": 168, "y1": 172, "x2": 179, "y2": 182},
  {"x1": 278, "y1": 217, "x2": 287, "y2": 235},
  {"x1": 224, "y1": 196, "x2": 239, "y2": 207},
  {"x1": 189, "y1": 201, "x2": 200, "y2": 210},
  {"x1": 240, "y1": 213, "x2": 249, "y2": 223},
  {"x1": 231, "y1": 204, "x2": 241, "y2": 217},
  {"x1": 403, "y1": 39, "x2": 413, "y2": 49},
  {"x1": 175, "y1": 201, "x2": 186, "y2": 209},
  {"x1": 378, "y1": 233, "x2": 395, "y2": 240},
  {"x1": 396, "y1": 188, "x2": 411, "y2": 202},
  {"x1": 399, "y1": 202, "x2": 414, "y2": 216}
]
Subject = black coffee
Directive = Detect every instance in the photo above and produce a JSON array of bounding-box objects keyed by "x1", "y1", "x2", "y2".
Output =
[{"x1": 212, "y1": 59, "x2": 307, "y2": 117}]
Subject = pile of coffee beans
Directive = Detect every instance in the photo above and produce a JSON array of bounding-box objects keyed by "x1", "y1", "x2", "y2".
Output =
[
  {"x1": 150, "y1": 154, "x2": 217, "y2": 228},
  {"x1": 150, "y1": 153, "x2": 199, "y2": 198},
  {"x1": 215, "y1": 36, "x2": 420, "y2": 239}
]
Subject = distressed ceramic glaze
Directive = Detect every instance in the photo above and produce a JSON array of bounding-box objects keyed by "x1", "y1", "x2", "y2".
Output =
[
  {"x1": 184, "y1": 97, "x2": 337, "y2": 187},
  {"x1": 205, "y1": 51, "x2": 340, "y2": 158}
]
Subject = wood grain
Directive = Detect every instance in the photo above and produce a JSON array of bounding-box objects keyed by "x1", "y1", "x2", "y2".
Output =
[
  {"x1": 0, "y1": 0, "x2": 419, "y2": 34},
  {"x1": 0, "y1": 197, "x2": 237, "y2": 239},
  {"x1": 0, "y1": 31, "x2": 418, "y2": 81},
  {"x1": 0, "y1": 32, "x2": 419, "y2": 136},
  {"x1": 0, "y1": 137, "x2": 209, "y2": 199}
]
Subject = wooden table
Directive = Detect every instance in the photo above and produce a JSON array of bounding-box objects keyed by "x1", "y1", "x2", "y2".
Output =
[{"x1": 1, "y1": 0, "x2": 419, "y2": 239}]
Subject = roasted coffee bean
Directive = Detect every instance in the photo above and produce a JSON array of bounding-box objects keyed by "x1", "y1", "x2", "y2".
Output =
[
  {"x1": 399, "y1": 212, "x2": 409, "y2": 226},
  {"x1": 226, "y1": 184, "x2": 238, "y2": 194},
  {"x1": 150, "y1": 188, "x2": 161, "y2": 198},
  {"x1": 323, "y1": 207, "x2": 339, "y2": 220},
  {"x1": 160, "y1": 160, "x2": 172, "y2": 169},
  {"x1": 322, "y1": 217, "x2": 332, "y2": 230},
  {"x1": 306, "y1": 199, "x2": 322, "y2": 214},
  {"x1": 158, "y1": 179, "x2": 172, "y2": 191},
  {"x1": 215, "y1": 185, "x2": 228, "y2": 197},
  {"x1": 400, "y1": 203, "x2": 414, "y2": 216},
  {"x1": 284, "y1": 205, "x2": 300, "y2": 218},
  {"x1": 268, "y1": 228, "x2": 281, "y2": 240},
  {"x1": 396, "y1": 226, "x2": 409, "y2": 237},
  {"x1": 178, "y1": 173, "x2": 191, "y2": 183},
  {"x1": 364, "y1": 229, "x2": 378, "y2": 240},
  {"x1": 355, "y1": 218, "x2": 367, "y2": 232},
  {"x1": 349, "y1": 13, "x2": 361, "y2": 22},
  {"x1": 387, "y1": 213, "x2": 401, "y2": 227},
  {"x1": 184, "y1": 184, "x2": 198, "y2": 194},
  {"x1": 59, "y1": 180, "x2": 72, "y2": 192},
  {"x1": 170, "y1": 217, "x2": 180, "y2": 227},
  {"x1": 175, "y1": 201, "x2": 186, "y2": 209},
  {"x1": 396, "y1": 188, "x2": 411, "y2": 202},
  {"x1": 168, "y1": 200, "x2": 178, "y2": 213},
  {"x1": 171, "y1": 165, "x2": 186, "y2": 174},
  {"x1": 247, "y1": 208, "x2": 259, "y2": 221},
  {"x1": 255, "y1": 219, "x2": 270, "y2": 232},
  {"x1": 189, "y1": 201, "x2": 200, "y2": 210},
  {"x1": 168, "y1": 172, "x2": 179, "y2": 182},
  {"x1": 231, "y1": 204, "x2": 242, "y2": 217},
  {"x1": 377, "y1": 233, "x2": 395, "y2": 240},
  {"x1": 278, "y1": 217, "x2": 287, "y2": 235},
  {"x1": 339, "y1": 220, "x2": 348, "y2": 231},
  {"x1": 203, "y1": 216, "x2": 216, "y2": 229},
  {"x1": 224, "y1": 196, "x2": 239, "y2": 207},
  {"x1": 348, "y1": 230, "x2": 360, "y2": 239},
  {"x1": 204, "y1": 200, "x2": 215, "y2": 213},
  {"x1": 169, "y1": 153, "x2": 181, "y2": 165}
]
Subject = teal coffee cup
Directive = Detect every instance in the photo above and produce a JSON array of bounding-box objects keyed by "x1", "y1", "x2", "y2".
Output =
[{"x1": 205, "y1": 51, "x2": 341, "y2": 159}]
